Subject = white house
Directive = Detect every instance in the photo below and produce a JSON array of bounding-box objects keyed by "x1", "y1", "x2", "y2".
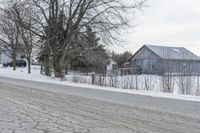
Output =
[{"x1": 0, "y1": 48, "x2": 25, "y2": 64}]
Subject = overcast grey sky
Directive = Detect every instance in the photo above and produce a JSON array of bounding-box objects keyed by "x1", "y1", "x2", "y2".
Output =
[{"x1": 116, "y1": 0, "x2": 200, "y2": 56}]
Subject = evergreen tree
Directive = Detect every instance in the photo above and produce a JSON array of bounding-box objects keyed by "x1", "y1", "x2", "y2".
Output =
[
  {"x1": 112, "y1": 51, "x2": 133, "y2": 68},
  {"x1": 71, "y1": 26, "x2": 109, "y2": 74}
]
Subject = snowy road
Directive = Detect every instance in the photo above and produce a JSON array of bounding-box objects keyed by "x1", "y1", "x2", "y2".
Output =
[{"x1": 0, "y1": 77, "x2": 200, "y2": 132}]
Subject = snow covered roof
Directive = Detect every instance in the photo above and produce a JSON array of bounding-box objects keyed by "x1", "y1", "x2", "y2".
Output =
[{"x1": 145, "y1": 45, "x2": 200, "y2": 60}]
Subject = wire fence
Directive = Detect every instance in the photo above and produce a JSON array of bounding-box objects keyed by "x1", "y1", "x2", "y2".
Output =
[{"x1": 64, "y1": 73, "x2": 200, "y2": 96}]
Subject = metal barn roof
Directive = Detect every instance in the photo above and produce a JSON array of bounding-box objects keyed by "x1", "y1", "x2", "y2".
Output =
[{"x1": 145, "y1": 45, "x2": 200, "y2": 60}]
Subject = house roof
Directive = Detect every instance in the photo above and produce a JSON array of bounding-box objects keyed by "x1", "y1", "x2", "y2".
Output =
[{"x1": 144, "y1": 45, "x2": 200, "y2": 60}]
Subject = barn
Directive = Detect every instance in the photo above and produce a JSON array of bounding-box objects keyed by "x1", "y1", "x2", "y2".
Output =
[{"x1": 129, "y1": 45, "x2": 200, "y2": 75}]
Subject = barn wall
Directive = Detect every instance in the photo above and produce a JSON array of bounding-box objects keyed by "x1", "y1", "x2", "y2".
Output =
[
  {"x1": 131, "y1": 46, "x2": 160, "y2": 60},
  {"x1": 130, "y1": 46, "x2": 200, "y2": 75},
  {"x1": 162, "y1": 59, "x2": 200, "y2": 75},
  {"x1": 131, "y1": 58, "x2": 163, "y2": 75},
  {"x1": 130, "y1": 46, "x2": 163, "y2": 75}
]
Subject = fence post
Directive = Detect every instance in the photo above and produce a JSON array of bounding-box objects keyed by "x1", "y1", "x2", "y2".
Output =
[
  {"x1": 92, "y1": 72, "x2": 95, "y2": 85},
  {"x1": 40, "y1": 65, "x2": 43, "y2": 74},
  {"x1": 197, "y1": 76, "x2": 199, "y2": 96}
]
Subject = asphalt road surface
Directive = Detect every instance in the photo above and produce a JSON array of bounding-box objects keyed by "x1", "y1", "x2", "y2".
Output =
[{"x1": 0, "y1": 76, "x2": 200, "y2": 133}]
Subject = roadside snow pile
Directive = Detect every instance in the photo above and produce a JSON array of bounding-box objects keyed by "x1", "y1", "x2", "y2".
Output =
[
  {"x1": 0, "y1": 65, "x2": 200, "y2": 102},
  {"x1": 0, "y1": 65, "x2": 46, "y2": 81},
  {"x1": 0, "y1": 65, "x2": 70, "y2": 84}
]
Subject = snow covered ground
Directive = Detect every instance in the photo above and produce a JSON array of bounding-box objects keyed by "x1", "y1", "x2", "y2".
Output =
[
  {"x1": 66, "y1": 73, "x2": 200, "y2": 96},
  {"x1": 0, "y1": 65, "x2": 200, "y2": 102}
]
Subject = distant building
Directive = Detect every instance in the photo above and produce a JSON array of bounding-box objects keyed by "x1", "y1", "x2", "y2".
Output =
[
  {"x1": 129, "y1": 45, "x2": 200, "y2": 75},
  {"x1": 106, "y1": 59, "x2": 117, "y2": 74},
  {"x1": 0, "y1": 47, "x2": 25, "y2": 64}
]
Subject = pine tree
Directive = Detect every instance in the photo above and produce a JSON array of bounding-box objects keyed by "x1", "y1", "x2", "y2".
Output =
[{"x1": 71, "y1": 26, "x2": 109, "y2": 74}]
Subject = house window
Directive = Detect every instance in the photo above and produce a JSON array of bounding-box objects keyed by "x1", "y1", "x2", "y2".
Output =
[{"x1": 21, "y1": 55, "x2": 25, "y2": 59}]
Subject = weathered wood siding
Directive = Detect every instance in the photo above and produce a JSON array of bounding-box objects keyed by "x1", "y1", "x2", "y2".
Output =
[
  {"x1": 131, "y1": 46, "x2": 160, "y2": 60},
  {"x1": 130, "y1": 46, "x2": 200, "y2": 75},
  {"x1": 130, "y1": 46, "x2": 163, "y2": 75},
  {"x1": 162, "y1": 59, "x2": 200, "y2": 75}
]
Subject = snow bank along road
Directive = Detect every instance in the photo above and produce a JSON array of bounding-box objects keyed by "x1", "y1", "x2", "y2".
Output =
[{"x1": 0, "y1": 77, "x2": 200, "y2": 133}]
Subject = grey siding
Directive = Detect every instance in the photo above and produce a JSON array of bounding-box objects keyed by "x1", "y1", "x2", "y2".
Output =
[
  {"x1": 130, "y1": 45, "x2": 200, "y2": 75},
  {"x1": 131, "y1": 58, "x2": 163, "y2": 75},
  {"x1": 162, "y1": 59, "x2": 200, "y2": 75},
  {"x1": 131, "y1": 46, "x2": 160, "y2": 60},
  {"x1": 130, "y1": 46, "x2": 163, "y2": 75}
]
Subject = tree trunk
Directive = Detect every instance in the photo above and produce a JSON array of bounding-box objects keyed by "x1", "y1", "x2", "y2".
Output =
[
  {"x1": 64, "y1": 57, "x2": 71, "y2": 75},
  {"x1": 40, "y1": 65, "x2": 43, "y2": 74},
  {"x1": 44, "y1": 55, "x2": 51, "y2": 76},
  {"x1": 27, "y1": 57, "x2": 31, "y2": 74},
  {"x1": 53, "y1": 61, "x2": 63, "y2": 78},
  {"x1": 12, "y1": 51, "x2": 16, "y2": 71},
  {"x1": 45, "y1": 65, "x2": 51, "y2": 76}
]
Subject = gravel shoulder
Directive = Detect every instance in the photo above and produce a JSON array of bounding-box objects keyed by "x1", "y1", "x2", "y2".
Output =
[{"x1": 0, "y1": 82, "x2": 200, "y2": 133}]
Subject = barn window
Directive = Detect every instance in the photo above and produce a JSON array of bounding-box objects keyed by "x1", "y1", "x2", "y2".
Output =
[{"x1": 152, "y1": 64, "x2": 155, "y2": 69}]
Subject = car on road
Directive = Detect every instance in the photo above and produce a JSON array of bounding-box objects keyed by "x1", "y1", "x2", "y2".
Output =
[{"x1": 3, "y1": 60, "x2": 27, "y2": 67}]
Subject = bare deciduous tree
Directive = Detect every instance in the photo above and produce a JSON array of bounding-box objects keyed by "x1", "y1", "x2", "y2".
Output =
[
  {"x1": 0, "y1": 3, "x2": 21, "y2": 70},
  {"x1": 13, "y1": 1, "x2": 36, "y2": 73},
  {"x1": 0, "y1": 0, "x2": 36, "y2": 73},
  {"x1": 17, "y1": 0, "x2": 146, "y2": 78}
]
